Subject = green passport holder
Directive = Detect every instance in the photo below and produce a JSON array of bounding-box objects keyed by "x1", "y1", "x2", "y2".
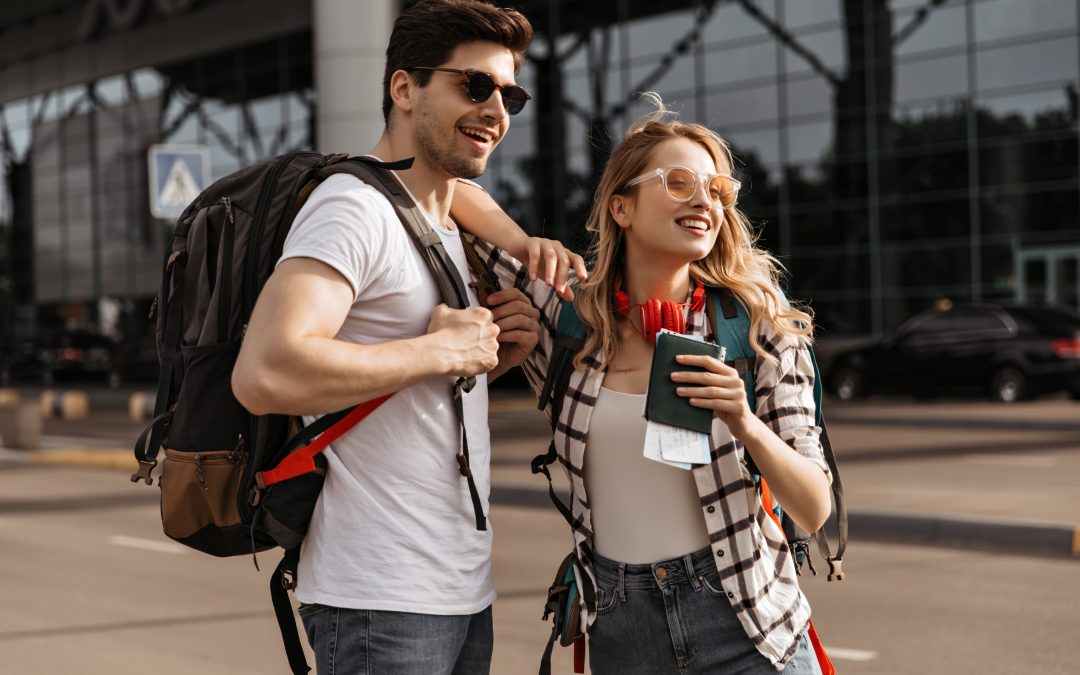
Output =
[{"x1": 645, "y1": 331, "x2": 722, "y2": 435}]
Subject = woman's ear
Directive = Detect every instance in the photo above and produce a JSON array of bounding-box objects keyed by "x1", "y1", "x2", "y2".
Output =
[
  {"x1": 609, "y1": 195, "x2": 633, "y2": 229},
  {"x1": 389, "y1": 70, "x2": 416, "y2": 115}
]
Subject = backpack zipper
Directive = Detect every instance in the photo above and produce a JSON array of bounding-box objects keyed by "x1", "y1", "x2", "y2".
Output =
[
  {"x1": 242, "y1": 154, "x2": 301, "y2": 324},
  {"x1": 219, "y1": 197, "x2": 236, "y2": 342}
]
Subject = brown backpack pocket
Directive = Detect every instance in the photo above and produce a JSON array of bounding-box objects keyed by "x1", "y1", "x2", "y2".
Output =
[{"x1": 160, "y1": 444, "x2": 250, "y2": 556}]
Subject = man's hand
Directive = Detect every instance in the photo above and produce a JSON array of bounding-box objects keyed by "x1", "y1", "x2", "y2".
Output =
[
  {"x1": 514, "y1": 237, "x2": 587, "y2": 301},
  {"x1": 484, "y1": 288, "x2": 540, "y2": 378},
  {"x1": 425, "y1": 304, "x2": 501, "y2": 377}
]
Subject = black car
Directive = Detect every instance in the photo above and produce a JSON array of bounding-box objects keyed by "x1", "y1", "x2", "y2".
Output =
[
  {"x1": 826, "y1": 303, "x2": 1080, "y2": 403},
  {"x1": 36, "y1": 330, "x2": 123, "y2": 388}
]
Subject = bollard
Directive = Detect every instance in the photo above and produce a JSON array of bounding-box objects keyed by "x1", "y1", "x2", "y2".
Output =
[
  {"x1": 129, "y1": 391, "x2": 156, "y2": 423},
  {"x1": 0, "y1": 388, "x2": 19, "y2": 406},
  {"x1": 40, "y1": 390, "x2": 90, "y2": 420},
  {"x1": 0, "y1": 402, "x2": 43, "y2": 449}
]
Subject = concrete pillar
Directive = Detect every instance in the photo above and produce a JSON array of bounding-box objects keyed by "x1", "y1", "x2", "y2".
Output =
[{"x1": 313, "y1": 0, "x2": 396, "y2": 155}]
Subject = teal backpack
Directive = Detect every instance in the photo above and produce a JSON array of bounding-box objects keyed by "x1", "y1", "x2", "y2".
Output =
[{"x1": 533, "y1": 287, "x2": 848, "y2": 672}]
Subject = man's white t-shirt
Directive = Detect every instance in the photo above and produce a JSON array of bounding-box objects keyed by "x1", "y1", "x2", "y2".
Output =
[{"x1": 281, "y1": 172, "x2": 494, "y2": 615}]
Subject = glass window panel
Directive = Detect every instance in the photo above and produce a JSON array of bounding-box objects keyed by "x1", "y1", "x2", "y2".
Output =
[
  {"x1": 896, "y1": 53, "x2": 968, "y2": 105},
  {"x1": 785, "y1": 75, "x2": 831, "y2": 118},
  {"x1": 894, "y1": 3, "x2": 967, "y2": 57},
  {"x1": 784, "y1": 118, "x2": 832, "y2": 165},
  {"x1": 782, "y1": 27, "x2": 844, "y2": 75},
  {"x1": 780, "y1": 1, "x2": 841, "y2": 30},
  {"x1": 130, "y1": 69, "x2": 165, "y2": 100},
  {"x1": 978, "y1": 87, "x2": 1075, "y2": 127},
  {"x1": 975, "y1": 0, "x2": 1077, "y2": 43},
  {"x1": 706, "y1": 83, "x2": 780, "y2": 128},
  {"x1": 976, "y1": 37, "x2": 1078, "y2": 92},
  {"x1": 628, "y1": 51, "x2": 697, "y2": 97},
  {"x1": 704, "y1": 3, "x2": 770, "y2": 42},
  {"x1": 729, "y1": 126, "x2": 780, "y2": 169},
  {"x1": 702, "y1": 40, "x2": 777, "y2": 85},
  {"x1": 95, "y1": 75, "x2": 128, "y2": 108}
]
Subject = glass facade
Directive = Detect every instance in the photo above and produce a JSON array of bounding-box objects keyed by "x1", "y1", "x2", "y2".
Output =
[
  {"x1": 475, "y1": 0, "x2": 1080, "y2": 336},
  {"x1": 0, "y1": 25, "x2": 313, "y2": 356}
]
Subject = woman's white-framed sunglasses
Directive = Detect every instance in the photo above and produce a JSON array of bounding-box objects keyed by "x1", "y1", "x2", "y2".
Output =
[{"x1": 624, "y1": 166, "x2": 741, "y2": 209}]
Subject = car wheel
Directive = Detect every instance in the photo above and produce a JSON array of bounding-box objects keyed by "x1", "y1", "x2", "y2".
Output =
[
  {"x1": 831, "y1": 367, "x2": 864, "y2": 401},
  {"x1": 989, "y1": 367, "x2": 1027, "y2": 404}
]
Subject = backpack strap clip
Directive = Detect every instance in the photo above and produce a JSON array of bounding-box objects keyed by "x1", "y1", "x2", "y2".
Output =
[
  {"x1": 826, "y1": 557, "x2": 844, "y2": 582},
  {"x1": 130, "y1": 459, "x2": 158, "y2": 485}
]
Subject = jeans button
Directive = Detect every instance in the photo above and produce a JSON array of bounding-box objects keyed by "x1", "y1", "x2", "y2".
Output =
[{"x1": 655, "y1": 567, "x2": 668, "y2": 580}]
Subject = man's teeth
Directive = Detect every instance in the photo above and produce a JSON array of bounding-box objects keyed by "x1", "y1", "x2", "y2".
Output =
[{"x1": 461, "y1": 127, "x2": 493, "y2": 143}]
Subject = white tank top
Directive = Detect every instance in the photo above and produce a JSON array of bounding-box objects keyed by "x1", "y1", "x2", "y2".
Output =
[{"x1": 583, "y1": 386, "x2": 711, "y2": 564}]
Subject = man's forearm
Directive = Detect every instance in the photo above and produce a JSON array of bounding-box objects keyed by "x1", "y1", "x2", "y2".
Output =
[{"x1": 233, "y1": 333, "x2": 448, "y2": 416}]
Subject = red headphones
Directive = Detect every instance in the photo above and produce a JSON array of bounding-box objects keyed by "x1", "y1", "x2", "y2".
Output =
[{"x1": 615, "y1": 283, "x2": 705, "y2": 344}]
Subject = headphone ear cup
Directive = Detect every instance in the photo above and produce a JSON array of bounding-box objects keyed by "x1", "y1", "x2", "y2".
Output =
[
  {"x1": 660, "y1": 300, "x2": 676, "y2": 333},
  {"x1": 644, "y1": 299, "x2": 661, "y2": 343}
]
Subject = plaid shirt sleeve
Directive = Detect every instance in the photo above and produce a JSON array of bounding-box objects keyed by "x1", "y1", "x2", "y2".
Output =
[
  {"x1": 464, "y1": 235, "x2": 565, "y2": 419},
  {"x1": 753, "y1": 330, "x2": 832, "y2": 481}
]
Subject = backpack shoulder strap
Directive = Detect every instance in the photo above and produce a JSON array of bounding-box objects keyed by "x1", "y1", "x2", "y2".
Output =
[
  {"x1": 315, "y1": 156, "x2": 487, "y2": 531},
  {"x1": 320, "y1": 157, "x2": 473, "y2": 310},
  {"x1": 531, "y1": 298, "x2": 586, "y2": 530},
  {"x1": 705, "y1": 286, "x2": 757, "y2": 411}
]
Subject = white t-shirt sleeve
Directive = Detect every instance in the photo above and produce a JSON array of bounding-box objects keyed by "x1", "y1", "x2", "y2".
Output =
[{"x1": 278, "y1": 174, "x2": 397, "y2": 301}]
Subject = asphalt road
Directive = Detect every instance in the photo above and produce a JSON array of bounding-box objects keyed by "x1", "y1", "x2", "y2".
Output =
[
  {"x1": 0, "y1": 462, "x2": 1077, "y2": 674},
  {"x1": 1, "y1": 389, "x2": 1079, "y2": 673}
]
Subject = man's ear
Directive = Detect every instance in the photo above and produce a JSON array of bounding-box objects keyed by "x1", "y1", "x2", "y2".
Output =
[
  {"x1": 609, "y1": 195, "x2": 633, "y2": 229},
  {"x1": 389, "y1": 70, "x2": 416, "y2": 115}
]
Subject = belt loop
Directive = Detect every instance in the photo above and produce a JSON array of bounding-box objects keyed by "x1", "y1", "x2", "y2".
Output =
[
  {"x1": 617, "y1": 562, "x2": 626, "y2": 602},
  {"x1": 684, "y1": 553, "x2": 702, "y2": 592}
]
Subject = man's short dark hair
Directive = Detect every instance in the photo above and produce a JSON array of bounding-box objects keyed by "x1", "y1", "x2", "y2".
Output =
[{"x1": 382, "y1": 0, "x2": 534, "y2": 125}]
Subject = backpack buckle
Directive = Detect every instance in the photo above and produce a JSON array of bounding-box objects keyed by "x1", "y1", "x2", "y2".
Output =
[
  {"x1": 827, "y1": 558, "x2": 844, "y2": 582},
  {"x1": 129, "y1": 459, "x2": 158, "y2": 486},
  {"x1": 456, "y1": 453, "x2": 472, "y2": 478}
]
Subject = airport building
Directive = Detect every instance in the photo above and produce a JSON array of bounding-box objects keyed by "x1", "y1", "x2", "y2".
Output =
[{"x1": 0, "y1": 0, "x2": 1077, "y2": 360}]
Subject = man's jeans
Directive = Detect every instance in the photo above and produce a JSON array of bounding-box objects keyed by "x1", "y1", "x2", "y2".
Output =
[
  {"x1": 588, "y1": 547, "x2": 823, "y2": 674},
  {"x1": 298, "y1": 603, "x2": 492, "y2": 675}
]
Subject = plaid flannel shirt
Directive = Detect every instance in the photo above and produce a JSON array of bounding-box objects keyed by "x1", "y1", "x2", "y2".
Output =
[{"x1": 473, "y1": 238, "x2": 832, "y2": 669}]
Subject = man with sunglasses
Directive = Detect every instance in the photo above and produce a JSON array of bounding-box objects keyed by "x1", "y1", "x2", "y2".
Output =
[{"x1": 232, "y1": 2, "x2": 582, "y2": 673}]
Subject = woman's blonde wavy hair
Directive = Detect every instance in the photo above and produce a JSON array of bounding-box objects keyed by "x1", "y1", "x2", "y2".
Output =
[{"x1": 574, "y1": 95, "x2": 813, "y2": 369}]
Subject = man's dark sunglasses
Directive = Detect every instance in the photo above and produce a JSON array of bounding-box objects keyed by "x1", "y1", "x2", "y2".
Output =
[{"x1": 407, "y1": 67, "x2": 532, "y2": 115}]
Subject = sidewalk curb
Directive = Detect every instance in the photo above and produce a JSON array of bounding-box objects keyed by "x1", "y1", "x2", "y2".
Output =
[{"x1": 491, "y1": 485, "x2": 1080, "y2": 560}]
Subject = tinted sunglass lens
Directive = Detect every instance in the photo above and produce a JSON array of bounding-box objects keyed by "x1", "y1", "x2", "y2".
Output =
[
  {"x1": 710, "y1": 177, "x2": 737, "y2": 207},
  {"x1": 502, "y1": 87, "x2": 528, "y2": 115},
  {"x1": 664, "y1": 168, "x2": 697, "y2": 201},
  {"x1": 464, "y1": 71, "x2": 496, "y2": 103}
]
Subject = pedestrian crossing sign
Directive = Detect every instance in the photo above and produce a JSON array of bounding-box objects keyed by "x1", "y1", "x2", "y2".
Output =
[{"x1": 148, "y1": 144, "x2": 210, "y2": 220}]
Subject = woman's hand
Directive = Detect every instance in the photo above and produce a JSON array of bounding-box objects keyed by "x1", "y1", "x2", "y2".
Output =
[
  {"x1": 671, "y1": 353, "x2": 759, "y2": 440},
  {"x1": 510, "y1": 236, "x2": 587, "y2": 301}
]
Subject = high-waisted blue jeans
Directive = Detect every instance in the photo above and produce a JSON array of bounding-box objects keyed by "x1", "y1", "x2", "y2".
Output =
[{"x1": 589, "y1": 546, "x2": 822, "y2": 674}]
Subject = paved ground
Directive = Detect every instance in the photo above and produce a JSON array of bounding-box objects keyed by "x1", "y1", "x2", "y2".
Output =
[{"x1": 1, "y1": 463, "x2": 1077, "y2": 674}]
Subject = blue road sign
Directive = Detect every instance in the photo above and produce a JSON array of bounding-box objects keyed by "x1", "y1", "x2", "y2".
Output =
[{"x1": 148, "y1": 144, "x2": 210, "y2": 219}]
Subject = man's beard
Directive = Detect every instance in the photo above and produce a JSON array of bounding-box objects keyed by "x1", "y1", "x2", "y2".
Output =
[{"x1": 415, "y1": 110, "x2": 488, "y2": 179}]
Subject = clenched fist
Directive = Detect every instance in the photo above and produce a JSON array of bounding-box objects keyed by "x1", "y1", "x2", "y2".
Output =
[{"x1": 426, "y1": 304, "x2": 501, "y2": 377}]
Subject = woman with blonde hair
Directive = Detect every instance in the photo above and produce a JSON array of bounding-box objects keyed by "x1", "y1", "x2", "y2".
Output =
[{"x1": 454, "y1": 98, "x2": 831, "y2": 673}]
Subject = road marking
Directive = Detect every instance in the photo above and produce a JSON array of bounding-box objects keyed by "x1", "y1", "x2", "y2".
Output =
[
  {"x1": 963, "y1": 454, "x2": 1058, "y2": 468},
  {"x1": 824, "y1": 647, "x2": 878, "y2": 662},
  {"x1": 108, "y1": 535, "x2": 187, "y2": 555}
]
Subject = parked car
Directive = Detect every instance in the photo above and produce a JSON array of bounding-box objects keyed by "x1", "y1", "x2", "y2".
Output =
[
  {"x1": 36, "y1": 330, "x2": 123, "y2": 388},
  {"x1": 826, "y1": 303, "x2": 1080, "y2": 403}
]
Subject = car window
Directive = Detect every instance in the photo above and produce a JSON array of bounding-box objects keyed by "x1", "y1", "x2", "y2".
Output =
[
  {"x1": 902, "y1": 310, "x2": 1011, "y2": 340},
  {"x1": 1005, "y1": 306, "x2": 1080, "y2": 334}
]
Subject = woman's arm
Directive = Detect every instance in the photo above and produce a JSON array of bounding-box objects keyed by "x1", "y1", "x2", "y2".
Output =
[
  {"x1": 672, "y1": 349, "x2": 832, "y2": 533},
  {"x1": 451, "y1": 180, "x2": 586, "y2": 300}
]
